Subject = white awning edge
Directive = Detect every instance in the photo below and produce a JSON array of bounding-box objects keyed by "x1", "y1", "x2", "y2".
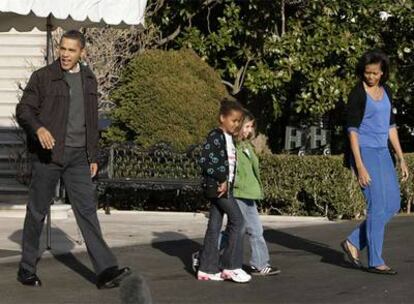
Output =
[{"x1": 0, "y1": 0, "x2": 147, "y2": 31}]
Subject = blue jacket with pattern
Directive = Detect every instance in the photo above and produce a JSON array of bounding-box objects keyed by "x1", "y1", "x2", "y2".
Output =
[{"x1": 199, "y1": 128, "x2": 229, "y2": 199}]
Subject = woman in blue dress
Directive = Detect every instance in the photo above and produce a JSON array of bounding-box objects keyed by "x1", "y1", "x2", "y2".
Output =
[{"x1": 342, "y1": 50, "x2": 409, "y2": 274}]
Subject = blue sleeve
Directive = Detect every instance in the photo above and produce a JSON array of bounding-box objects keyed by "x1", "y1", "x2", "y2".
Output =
[{"x1": 347, "y1": 127, "x2": 359, "y2": 134}]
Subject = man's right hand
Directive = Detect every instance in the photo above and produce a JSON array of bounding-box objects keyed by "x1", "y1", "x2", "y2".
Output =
[{"x1": 36, "y1": 127, "x2": 55, "y2": 150}]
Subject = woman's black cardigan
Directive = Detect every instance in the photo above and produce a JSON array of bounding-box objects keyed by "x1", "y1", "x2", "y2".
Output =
[
  {"x1": 344, "y1": 81, "x2": 396, "y2": 167},
  {"x1": 346, "y1": 81, "x2": 395, "y2": 130}
]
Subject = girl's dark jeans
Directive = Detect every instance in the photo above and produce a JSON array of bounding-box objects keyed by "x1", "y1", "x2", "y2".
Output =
[{"x1": 198, "y1": 195, "x2": 245, "y2": 273}]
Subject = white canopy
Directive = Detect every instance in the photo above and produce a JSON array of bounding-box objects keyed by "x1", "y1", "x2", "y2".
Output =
[{"x1": 0, "y1": 0, "x2": 147, "y2": 31}]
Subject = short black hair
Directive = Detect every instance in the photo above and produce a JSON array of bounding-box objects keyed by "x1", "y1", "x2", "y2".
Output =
[
  {"x1": 61, "y1": 30, "x2": 86, "y2": 49},
  {"x1": 219, "y1": 97, "x2": 244, "y2": 117},
  {"x1": 356, "y1": 50, "x2": 390, "y2": 84}
]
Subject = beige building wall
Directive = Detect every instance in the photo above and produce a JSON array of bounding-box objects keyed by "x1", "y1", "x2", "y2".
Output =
[{"x1": 0, "y1": 29, "x2": 45, "y2": 127}]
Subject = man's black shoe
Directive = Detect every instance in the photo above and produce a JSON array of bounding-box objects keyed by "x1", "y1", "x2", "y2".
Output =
[
  {"x1": 96, "y1": 266, "x2": 131, "y2": 289},
  {"x1": 17, "y1": 268, "x2": 42, "y2": 287}
]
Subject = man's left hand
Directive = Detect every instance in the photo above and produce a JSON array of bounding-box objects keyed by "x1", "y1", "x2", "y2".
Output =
[{"x1": 90, "y1": 163, "x2": 98, "y2": 178}]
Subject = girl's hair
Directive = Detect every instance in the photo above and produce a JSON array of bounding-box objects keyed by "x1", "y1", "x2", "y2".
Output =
[
  {"x1": 236, "y1": 109, "x2": 256, "y2": 142},
  {"x1": 356, "y1": 49, "x2": 390, "y2": 84},
  {"x1": 219, "y1": 97, "x2": 244, "y2": 117}
]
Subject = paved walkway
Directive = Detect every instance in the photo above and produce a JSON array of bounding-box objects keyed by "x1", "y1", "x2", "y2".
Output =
[
  {"x1": 0, "y1": 210, "x2": 330, "y2": 262},
  {"x1": 0, "y1": 210, "x2": 412, "y2": 303}
]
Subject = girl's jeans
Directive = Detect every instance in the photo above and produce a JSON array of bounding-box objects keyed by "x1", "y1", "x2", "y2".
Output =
[
  {"x1": 220, "y1": 199, "x2": 270, "y2": 270},
  {"x1": 198, "y1": 195, "x2": 245, "y2": 273}
]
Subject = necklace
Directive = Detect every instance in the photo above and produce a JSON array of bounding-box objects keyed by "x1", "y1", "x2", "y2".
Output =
[{"x1": 364, "y1": 83, "x2": 383, "y2": 101}]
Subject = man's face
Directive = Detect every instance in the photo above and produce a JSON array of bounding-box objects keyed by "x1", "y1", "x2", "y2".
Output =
[{"x1": 59, "y1": 37, "x2": 84, "y2": 71}]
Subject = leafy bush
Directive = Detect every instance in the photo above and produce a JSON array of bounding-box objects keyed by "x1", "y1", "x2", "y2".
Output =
[
  {"x1": 399, "y1": 154, "x2": 414, "y2": 214},
  {"x1": 98, "y1": 188, "x2": 209, "y2": 212},
  {"x1": 260, "y1": 153, "x2": 414, "y2": 219},
  {"x1": 104, "y1": 48, "x2": 229, "y2": 151},
  {"x1": 259, "y1": 155, "x2": 365, "y2": 219}
]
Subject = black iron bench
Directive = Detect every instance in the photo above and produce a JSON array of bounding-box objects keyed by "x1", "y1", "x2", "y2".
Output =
[{"x1": 95, "y1": 143, "x2": 203, "y2": 213}]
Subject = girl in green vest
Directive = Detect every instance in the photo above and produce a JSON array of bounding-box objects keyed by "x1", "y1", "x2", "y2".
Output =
[{"x1": 232, "y1": 110, "x2": 280, "y2": 276}]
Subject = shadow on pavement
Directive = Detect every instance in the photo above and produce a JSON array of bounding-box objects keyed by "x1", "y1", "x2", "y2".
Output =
[
  {"x1": 52, "y1": 252, "x2": 96, "y2": 284},
  {"x1": 151, "y1": 232, "x2": 201, "y2": 275},
  {"x1": 9, "y1": 228, "x2": 96, "y2": 285},
  {"x1": 264, "y1": 229, "x2": 353, "y2": 268}
]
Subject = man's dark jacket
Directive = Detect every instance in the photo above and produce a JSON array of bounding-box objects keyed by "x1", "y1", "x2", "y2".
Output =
[{"x1": 16, "y1": 60, "x2": 99, "y2": 165}]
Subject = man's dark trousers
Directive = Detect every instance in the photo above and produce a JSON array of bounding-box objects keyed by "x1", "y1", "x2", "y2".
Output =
[{"x1": 19, "y1": 147, "x2": 118, "y2": 275}]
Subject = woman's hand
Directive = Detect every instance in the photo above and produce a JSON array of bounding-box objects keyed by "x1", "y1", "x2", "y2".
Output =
[
  {"x1": 357, "y1": 165, "x2": 371, "y2": 188},
  {"x1": 400, "y1": 159, "x2": 409, "y2": 182}
]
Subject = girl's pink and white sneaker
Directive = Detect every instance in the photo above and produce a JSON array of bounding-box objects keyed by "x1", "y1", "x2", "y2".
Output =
[
  {"x1": 221, "y1": 268, "x2": 252, "y2": 283},
  {"x1": 197, "y1": 270, "x2": 224, "y2": 281}
]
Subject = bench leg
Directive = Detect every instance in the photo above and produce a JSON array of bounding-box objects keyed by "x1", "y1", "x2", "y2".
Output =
[
  {"x1": 104, "y1": 189, "x2": 111, "y2": 215},
  {"x1": 46, "y1": 205, "x2": 51, "y2": 250}
]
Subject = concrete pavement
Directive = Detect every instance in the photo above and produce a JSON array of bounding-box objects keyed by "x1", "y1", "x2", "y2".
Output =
[
  {"x1": 1, "y1": 209, "x2": 413, "y2": 303},
  {"x1": 0, "y1": 209, "x2": 331, "y2": 263}
]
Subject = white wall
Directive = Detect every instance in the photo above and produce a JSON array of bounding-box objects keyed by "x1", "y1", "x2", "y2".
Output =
[{"x1": 0, "y1": 29, "x2": 45, "y2": 127}]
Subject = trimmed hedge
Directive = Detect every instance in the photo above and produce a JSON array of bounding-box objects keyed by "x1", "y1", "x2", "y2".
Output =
[
  {"x1": 104, "y1": 48, "x2": 229, "y2": 151},
  {"x1": 259, "y1": 153, "x2": 414, "y2": 219},
  {"x1": 100, "y1": 152, "x2": 414, "y2": 219},
  {"x1": 259, "y1": 155, "x2": 365, "y2": 219},
  {"x1": 399, "y1": 153, "x2": 414, "y2": 214}
]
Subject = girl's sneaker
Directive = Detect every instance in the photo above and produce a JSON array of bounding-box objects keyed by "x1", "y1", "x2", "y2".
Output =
[
  {"x1": 191, "y1": 251, "x2": 200, "y2": 273},
  {"x1": 197, "y1": 270, "x2": 224, "y2": 281},
  {"x1": 221, "y1": 268, "x2": 252, "y2": 283},
  {"x1": 250, "y1": 265, "x2": 281, "y2": 276}
]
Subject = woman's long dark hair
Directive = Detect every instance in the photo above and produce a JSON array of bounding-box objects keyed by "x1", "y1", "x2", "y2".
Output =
[{"x1": 356, "y1": 50, "x2": 390, "y2": 85}]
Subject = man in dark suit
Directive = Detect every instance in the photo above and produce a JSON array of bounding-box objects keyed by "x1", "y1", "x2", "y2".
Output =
[{"x1": 16, "y1": 30, "x2": 130, "y2": 289}]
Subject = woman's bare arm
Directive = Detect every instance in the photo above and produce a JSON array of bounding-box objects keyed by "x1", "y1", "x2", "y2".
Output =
[
  {"x1": 389, "y1": 127, "x2": 409, "y2": 181},
  {"x1": 349, "y1": 131, "x2": 371, "y2": 187}
]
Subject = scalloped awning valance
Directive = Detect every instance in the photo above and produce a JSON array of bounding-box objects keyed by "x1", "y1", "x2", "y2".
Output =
[{"x1": 0, "y1": 0, "x2": 147, "y2": 31}]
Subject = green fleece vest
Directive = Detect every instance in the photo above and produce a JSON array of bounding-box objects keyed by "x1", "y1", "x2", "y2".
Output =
[{"x1": 233, "y1": 142, "x2": 263, "y2": 200}]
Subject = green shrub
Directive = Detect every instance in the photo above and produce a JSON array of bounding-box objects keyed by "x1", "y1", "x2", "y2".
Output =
[
  {"x1": 98, "y1": 188, "x2": 209, "y2": 212},
  {"x1": 399, "y1": 154, "x2": 414, "y2": 214},
  {"x1": 104, "y1": 48, "x2": 229, "y2": 151},
  {"x1": 259, "y1": 153, "x2": 414, "y2": 219},
  {"x1": 259, "y1": 155, "x2": 365, "y2": 219}
]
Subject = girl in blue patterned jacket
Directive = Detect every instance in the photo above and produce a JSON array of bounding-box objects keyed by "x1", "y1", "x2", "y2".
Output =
[{"x1": 197, "y1": 99, "x2": 251, "y2": 283}]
